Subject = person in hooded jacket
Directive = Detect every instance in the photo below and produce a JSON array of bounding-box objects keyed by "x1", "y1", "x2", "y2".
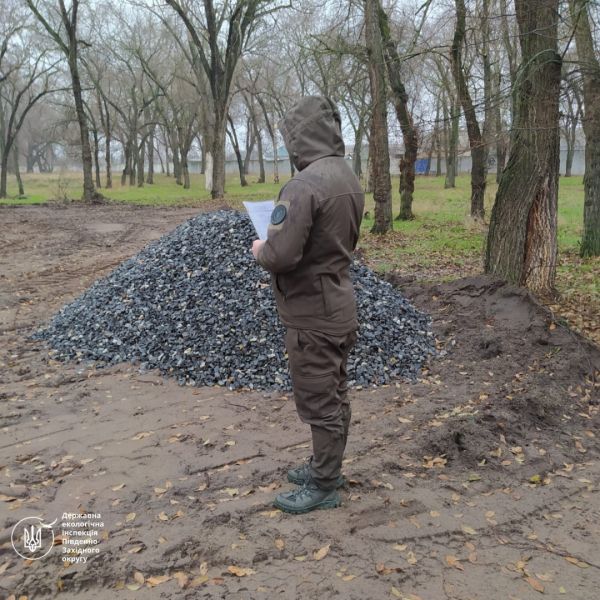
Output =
[{"x1": 251, "y1": 96, "x2": 365, "y2": 513}]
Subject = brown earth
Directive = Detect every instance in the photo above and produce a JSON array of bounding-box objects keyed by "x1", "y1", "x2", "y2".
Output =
[{"x1": 0, "y1": 205, "x2": 599, "y2": 600}]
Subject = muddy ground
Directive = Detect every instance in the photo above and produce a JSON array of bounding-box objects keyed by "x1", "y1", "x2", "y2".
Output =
[{"x1": 1, "y1": 205, "x2": 599, "y2": 600}]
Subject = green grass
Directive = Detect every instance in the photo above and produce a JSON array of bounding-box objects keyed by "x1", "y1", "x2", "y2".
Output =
[{"x1": 0, "y1": 171, "x2": 287, "y2": 207}]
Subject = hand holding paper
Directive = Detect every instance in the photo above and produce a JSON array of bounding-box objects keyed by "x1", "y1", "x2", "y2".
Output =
[{"x1": 243, "y1": 200, "x2": 275, "y2": 241}]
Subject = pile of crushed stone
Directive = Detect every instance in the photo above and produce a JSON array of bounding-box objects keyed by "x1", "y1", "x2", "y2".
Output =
[{"x1": 33, "y1": 210, "x2": 436, "y2": 389}]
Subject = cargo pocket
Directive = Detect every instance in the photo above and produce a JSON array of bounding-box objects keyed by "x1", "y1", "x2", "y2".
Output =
[{"x1": 291, "y1": 371, "x2": 339, "y2": 425}]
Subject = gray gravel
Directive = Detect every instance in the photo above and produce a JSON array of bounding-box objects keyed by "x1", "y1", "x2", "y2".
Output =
[{"x1": 33, "y1": 210, "x2": 436, "y2": 390}]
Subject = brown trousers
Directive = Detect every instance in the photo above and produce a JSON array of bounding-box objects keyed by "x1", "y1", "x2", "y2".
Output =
[{"x1": 284, "y1": 327, "x2": 357, "y2": 490}]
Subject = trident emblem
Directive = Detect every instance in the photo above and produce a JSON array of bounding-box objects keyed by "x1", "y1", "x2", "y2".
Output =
[{"x1": 23, "y1": 524, "x2": 42, "y2": 553}]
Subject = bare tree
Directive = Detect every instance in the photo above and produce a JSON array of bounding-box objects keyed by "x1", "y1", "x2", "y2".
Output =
[
  {"x1": 26, "y1": 0, "x2": 102, "y2": 202},
  {"x1": 162, "y1": 0, "x2": 286, "y2": 198},
  {"x1": 485, "y1": 0, "x2": 562, "y2": 297},
  {"x1": 364, "y1": 0, "x2": 392, "y2": 233},
  {"x1": 569, "y1": 0, "x2": 600, "y2": 257},
  {"x1": 451, "y1": 0, "x2": 486, "y2": 220},
  {"x1": 0, "y1": 25, "x2": 56, "y2": 198}
]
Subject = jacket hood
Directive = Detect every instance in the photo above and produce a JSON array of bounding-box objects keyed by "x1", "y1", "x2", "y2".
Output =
[{"x1": 278, "y1": 96, "x2": 345, "y2": 171}]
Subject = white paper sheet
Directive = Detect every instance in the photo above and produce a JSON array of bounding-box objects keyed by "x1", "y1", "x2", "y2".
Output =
[{"x1": 243, "y1": 200, "x2": 275, "y2": 240}]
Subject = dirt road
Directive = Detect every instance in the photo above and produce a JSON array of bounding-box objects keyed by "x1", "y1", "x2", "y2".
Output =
[{"x1": 1, "y1": 205, "x2": 599, "y2": 599}]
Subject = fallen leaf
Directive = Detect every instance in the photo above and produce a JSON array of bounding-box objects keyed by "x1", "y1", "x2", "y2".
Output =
[
  {"x1": 227, "y1": 565, "x2": 256, "y2": 577},
  {"x1": 294, "y1": 555, "x2": 307, "y2": 561},
  {"x1": 445, "y1": 555, "x2": 464, "y2": 570},
  {"x1": 342, "y1": 574, "x2": 356, "y2": 581},
  {"x1": 525, "y1": 576, "x2": 544, "y2": 593},
  {"x1": 155, "y1": 487, "x2": 167, "y2": 495},
  {"x1": 535, "y1": 572, "x2": 554, "y2": 582},
  {"x1": 274, "y1": 538, "x2": 285, "y2": 550},
  {"x1": 565, "y1": 556, "x2": 589, "y2": 568},
  {"x1": 406, "y1": 551, "x2": 417, "y2": 565},
  {"x1": 158, "y1": 512, "x2": 169, "y2": 521},
  {"x1": 111, "y1": 483, "x2": 125, "y2": 491},
  {"x1": 376, "y1": 563, "x2": 403, "y2": 575},
  {"x1": 174, "y1": 571, "x2": 189, "y2": 588},
  {"x1": 133, "y1": 571, "x2": 145, "y2": 584},
  {"x1": 126, "y1": 583, "x2": 142, "y2": 591},
  {"x1": 127, "y1": 546, "x2": 143, "y2": 554},
  {"x1": 146, "y1": 575, "x2": 171, "y2": 586},
  {"x1": 461, "y1": 525, "x2": 477, "y2": 535},
  {"x1": 391, "y1": 587, "x2": 402, "y2": 598},
  {"x1": 313, "y1": 543, "x2": 331, "y2": 561},
  {"x1": 131, "y1": 431, "x2": 153, "y2": 440},
  {"x1": 126, "y1": 512, "x2": 136, "y2": 523},
  {"x1": 393, "y1": 544, "x2": 407, "y2": 551},
  {"x1": 223, "y1": 488, "x2": 239, "y2": 497},
  {"x1": 190, "y1": 575, "x2": 209, "y2": 587}
]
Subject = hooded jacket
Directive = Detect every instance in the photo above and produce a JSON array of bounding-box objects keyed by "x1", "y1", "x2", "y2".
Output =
[{"x1": 256, "y1": 96, "x2": 365, "y2": 335}]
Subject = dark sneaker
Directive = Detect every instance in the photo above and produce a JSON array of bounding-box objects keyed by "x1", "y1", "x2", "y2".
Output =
[
  {"x1": 287, "y1": 456, "x2": 345, "y2": 488},
  {"x1": 273, "y1": 479, "x2": 341, "y2": 514}
]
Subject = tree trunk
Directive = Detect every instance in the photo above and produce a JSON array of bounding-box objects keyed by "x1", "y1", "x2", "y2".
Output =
[
  {"x1": 0, "y1": 151, "x2": 9, "y2": 198},
  {"x1": 105, "y1": 128, "x2": 112, "y2": 188},
  {"x1": 204, "y1": 151, "x2": 213, "y2": 191},
  {"x1": 68, "y1": 47, "x2": 98, "y2": 202},
  {"x1": 570, "y1": 0, "x2": 600, "y2": 256},
  {"x1": 451, "y1": 0, "x2": 486, "y2": 219},
  {"x1": 129, "y1": 136, "x2": 137, "y2": 186},
  {"x1": 445, "y1": 97, "x2": 459, "y2": 188},
  {"x1": 181, "y1": 149, "x2": 190, "y2": 189},
  {"x1": 243, "y1": 118, "x2": 255, "y2": 175},
  {"x1": 272, "y1": 137, "x2": 279, "y2": 184},
  {"x1": 255, "y1": 127, "x2": 265, "y2": 184},
  {"x1": 485, "y1": 0, "x2": 562, "y2": 297},
  {"x1": 198, "y1": 138, "x2": 205, "y2": 174},
  {"x1": 378, "y1": 2, "x2": 416, "y2": 220},
  {"x1": 227, "y1": 116, "x2": 247, "y2": 187},
  {"x1": 435, "y1": 118, "x2": 442, "y2": 177},
  {"x1": 171, "y1": 134, "x2": 182, "y2": 186},
  {"x1": 353, "y1": 120, "x2": 364, "y2": 178},
  {"x1": 146, "y1": 131, "x2": 154, "y2": 184},
  {"x1": 13, "y1": 144, "x2": 24, "y2": 196},
  {"x1": 365, "y1": 0, "x2": 392, "y2": 233},
  {"x1": 137, "y1": 137, "x2": 145, "y2": 188},
  {"x1": 210, "y1": 113, "x2": 227, "y2": 198},
  {"x1": 92, "y1": 127, "x2": 101, "y2": 189},
  {"x1": 121, "y1": 139, "x2": 130, "y2": 186},
  {"x1": 564, "y1": 126, "x2": 575, "y2": 177}
]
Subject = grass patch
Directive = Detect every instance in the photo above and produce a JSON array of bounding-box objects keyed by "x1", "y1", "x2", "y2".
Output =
[{"x1": 0, "y1": 171, "x2": 286, "y2": 207}]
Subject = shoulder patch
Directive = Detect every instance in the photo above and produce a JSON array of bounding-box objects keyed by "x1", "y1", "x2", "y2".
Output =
[{"x1": 271, "y1": 204, "x2": 287, "y2": 225}]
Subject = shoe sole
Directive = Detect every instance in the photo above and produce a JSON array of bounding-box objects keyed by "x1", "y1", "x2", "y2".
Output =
[
  {"x1": 287, "y1": 473, "x2": 346, "y2": 488},
  {"x1": 273, "y1": 496, "x2": 342, "y2": 514}
]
